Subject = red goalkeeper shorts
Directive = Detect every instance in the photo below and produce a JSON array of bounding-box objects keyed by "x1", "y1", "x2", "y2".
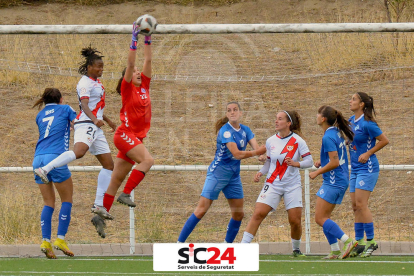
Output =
[{"x1": 113, "y1": 127, "x2": 143, "y2": 165}]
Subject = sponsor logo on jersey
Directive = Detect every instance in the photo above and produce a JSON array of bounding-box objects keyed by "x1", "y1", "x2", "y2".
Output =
[
  {"x1": 223, "y1": 131, "x2": 231, "y2": 139},
  {"x1": 141, "y1": 88, "x2": 146, "y2": 93}
]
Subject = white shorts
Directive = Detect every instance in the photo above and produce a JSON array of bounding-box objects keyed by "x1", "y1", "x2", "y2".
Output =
[
  {"x1": 74, "y1": 123, "x2": 111, "y2": 155},
  {"x1": 256, "y1": 183, "x2": 303, "y2": 211}
]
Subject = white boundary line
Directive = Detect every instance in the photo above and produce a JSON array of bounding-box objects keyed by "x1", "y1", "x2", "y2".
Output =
[
  {"x1": 0, "y1": 273, "x2": 408, "y2": 276},
  {"x1": 2, "y1": 258, "x2": 414, "y2": 264}
]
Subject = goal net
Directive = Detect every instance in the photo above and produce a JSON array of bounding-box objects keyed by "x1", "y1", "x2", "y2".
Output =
[{"x1": 0, "y1": 25, "x2": 413, "y2": 256}]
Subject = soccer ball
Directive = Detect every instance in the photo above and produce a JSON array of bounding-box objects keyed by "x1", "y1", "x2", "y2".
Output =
[{"x1": 136, "y1": 14, "x2": 158, "y2": 35}]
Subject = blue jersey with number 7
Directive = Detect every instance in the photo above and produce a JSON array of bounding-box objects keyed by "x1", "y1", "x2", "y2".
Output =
[
  {"x1": 320, "y1": 126, "x2": 349, "y2": 188},
  {"x1": 34, "y1": 103, "x2": 77, "y2": 157}
]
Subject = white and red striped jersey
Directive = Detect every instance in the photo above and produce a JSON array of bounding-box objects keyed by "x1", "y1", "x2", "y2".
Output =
[
  {"x1": 261, "y1": 132, "x2": 311, "y2": 189},
  {"x1": 75, "y1": 76, "x2": 105, "y2": 123}
]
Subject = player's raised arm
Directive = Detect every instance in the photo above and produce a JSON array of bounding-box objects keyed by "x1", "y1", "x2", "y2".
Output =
[
  {"x1": 125, "y1": 22, "x2": 140, "y2": 83},
  {"x1": 99, "y1": 16, "x2": 157, "y2": 231},
  {"x1": 142, "y1": 34, "x2": 152, "y2": 78}
]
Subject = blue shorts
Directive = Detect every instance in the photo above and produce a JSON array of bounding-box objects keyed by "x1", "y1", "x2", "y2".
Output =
[
  {"x1": 32, "y1": 154, "x2": 72, "y2": 184},
  {"x1": 200, "y1": 169, "x2": 243, "y2": 200},
  {"x1": 316, "y1": 183, "x2": 347, "y2": 205},
  {"x1": 349, "y1": 171, "x2": 379, "y2": 193}
]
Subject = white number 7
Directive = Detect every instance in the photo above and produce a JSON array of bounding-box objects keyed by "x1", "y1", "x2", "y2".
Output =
[
  {"x1": 42, "y1": 116, "x2": 54, "y2": 138},
  {"x1": 338, "y1": 141, "x2": 346, "y2": 166}
]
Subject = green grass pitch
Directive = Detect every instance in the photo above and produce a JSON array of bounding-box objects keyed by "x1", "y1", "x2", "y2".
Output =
[{"x1": 0, "y1": 255, "x2": 413, "y2": 275}]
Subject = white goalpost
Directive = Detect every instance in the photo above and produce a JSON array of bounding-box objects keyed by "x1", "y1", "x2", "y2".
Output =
[
  {"x1": 0, "y1": 23, "x2": 413, "y2": 257},
  {"x1": 1, "y1": 165, "x2": 413, "y2": 256}
]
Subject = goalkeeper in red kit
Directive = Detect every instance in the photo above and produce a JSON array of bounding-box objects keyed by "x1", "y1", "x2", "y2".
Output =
[{"x1": 92, "y1": 21, "x2": 155, "y2": 220}]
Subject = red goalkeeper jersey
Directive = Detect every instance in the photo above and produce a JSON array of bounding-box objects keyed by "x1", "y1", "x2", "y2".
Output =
[{"x1": 119, "y1": 73, "x2": 151, "y2": 138}]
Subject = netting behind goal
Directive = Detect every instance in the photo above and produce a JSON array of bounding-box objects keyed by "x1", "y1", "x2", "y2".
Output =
[{"x1": 0, "y1": 30, "x2": 413, "y2": 255}]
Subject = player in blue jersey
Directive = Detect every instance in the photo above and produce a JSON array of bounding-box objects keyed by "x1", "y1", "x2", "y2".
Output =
[
  {"x1": 34, "y1": 47, "x2": 117, "y2": 239},
  {"x1": 309, "y1": 105, "x2": 357, "y2": 260},
  {"x1": 348, "y1": 92, "x2": 389, "y2": 258},
  {"x1": 32, "y1": 88, "x2": 77, "y2": 259},
  {"x1": 177, "y1": 102, "x2": 266, "y2": 243}
]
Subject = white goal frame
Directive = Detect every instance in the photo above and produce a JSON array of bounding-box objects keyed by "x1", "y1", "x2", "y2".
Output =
[
  {"x1": 1, "y1": 23, "x2": 413, "y2": 255},
  {"x1": 1, "y1": 165, "x2": 413, "y2": 254}
]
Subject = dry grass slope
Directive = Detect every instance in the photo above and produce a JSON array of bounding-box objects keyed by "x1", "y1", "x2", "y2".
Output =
[{"x1": 0, "y1": 0, "x2": 413, "y2": 246}]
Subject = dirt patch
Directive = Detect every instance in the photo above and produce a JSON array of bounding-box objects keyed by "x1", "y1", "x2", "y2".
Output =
[{"x1": 0, "y1": 0, "x2": 413, "y2": 247}]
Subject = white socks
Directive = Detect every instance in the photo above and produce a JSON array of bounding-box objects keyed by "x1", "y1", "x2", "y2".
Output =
[
  {"x1": 340, "y1": 234, "x2": 350, "y2": 243},
  {"x1": 292, "y1": 239, "x2": 301, "y2": 251},
  {"x1": 42, "y1": 151, "x2": 76, "y2": 173},
  {"x1": 241, "y1": 232, "x2": 254, "y2": 243},
  {"x1": 331, "y1": 242, "x2": 340, "y2": 251},
  {"x1": 94, "y1": 168, "x2": 112, "y2": 206},
  {"x1": 57, "y1": 235, "x2": 65, "y2": 240}
]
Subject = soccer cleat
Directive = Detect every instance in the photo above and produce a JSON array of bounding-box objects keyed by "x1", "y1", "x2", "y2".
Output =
[
  {"x1": 91, "y1": 215, "x2": 106, "y2": 238},
  {"x1": 322, "y1": 250, "x2": 341, "y2": 259},
  {"x1": 340, "y1": 238, "x2": 358, "y2": 259},
  {"x1": 349, "y1": 239, "x2": 366, "y2": 257},
  {"x1": 34, "y1": 168, "x2": 49, "y2": 184},
  {"x1": 292, "y1": 250, "x2": 306, "y2": 257},
  {"x1": 40, "y1": 240, "x2": 57, "y2": 259},
  {"x1": 91, "y1": 204, "x2": 114, "y2": 220},
  {"x1": 117, "y1": 192, "x2": 136, "y2": 208},
  {"x1": 360, "y1": 240, "x2": 378, "y2": 258},
  {"x1": 53, "y1": 238, "x2": 74, "y2": 257}
]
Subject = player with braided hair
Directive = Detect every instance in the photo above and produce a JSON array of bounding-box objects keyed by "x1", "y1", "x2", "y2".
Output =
[{"x1": 34, "y1": 46, "x2": 117, "y2": 238}]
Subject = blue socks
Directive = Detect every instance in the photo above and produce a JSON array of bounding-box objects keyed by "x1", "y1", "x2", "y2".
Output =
[
  {"x1": 364, "y1": 222, "x2": 374, "y2": 240},
  {"x1": 177, "y1": 214, "x2": 242, "y2": 243},
  {"x1": 41, "y1": 205, "x2": 54, "y2": 240},
  {"x1": 355, "y1": 222, "x2": 364, "y2": 240},
  {"x1": 225, "y1": 218, "x2": 242, "y2": 243},
  {"x1": 57, "y1": 202, "x2": 72, "y2": 237},
  {"x1": 323, "y1": 219, "x2": 345, "y2": 240},
  {"x1": 323, "y1": 225, "x2": 338, "y2": 244},
  {"x1": 178, "y1": 213, "x2": 201, "y2": 243}
]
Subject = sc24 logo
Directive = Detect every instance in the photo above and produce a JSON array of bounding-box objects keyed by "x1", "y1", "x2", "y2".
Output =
[{"x1": 178, "y1": 244, "x2": 236, "y2": 264}]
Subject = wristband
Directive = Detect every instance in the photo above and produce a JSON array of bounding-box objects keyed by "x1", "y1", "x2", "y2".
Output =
[
  {"x1": 144, "y1": 35, "x2": 151, "y2": 45},
  {"x1": 130, "y1": 40, "x2": 137, "y2": 50}
]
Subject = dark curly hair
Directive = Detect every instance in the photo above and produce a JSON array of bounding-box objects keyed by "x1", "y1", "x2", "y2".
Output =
[{"x1": 78, "y1": 46, "x2": 104, "y2": 76}]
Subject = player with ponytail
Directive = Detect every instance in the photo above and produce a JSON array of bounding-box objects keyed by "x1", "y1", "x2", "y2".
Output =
[
  {"x1": 348, "y1": 92, "x2": 389, "y2": 258},
  {"x1": 97, "y1": 21, "x2": 155, "y2": 224},
  {"x1": 177, "y1": 101, "x2": 266, "y2": 243},
  {"x1": 34, "y1": 46, "x2": 117, "y2": 239},
  {"x1": 32, "y1": 88, "x2": 77, "y2": 258},
  {"x1": 241, "y1": 110, "x2": 313, "y2": 257},
  {"x1": 309, "y1": 105, "x2": 357, "y2": 259}
]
